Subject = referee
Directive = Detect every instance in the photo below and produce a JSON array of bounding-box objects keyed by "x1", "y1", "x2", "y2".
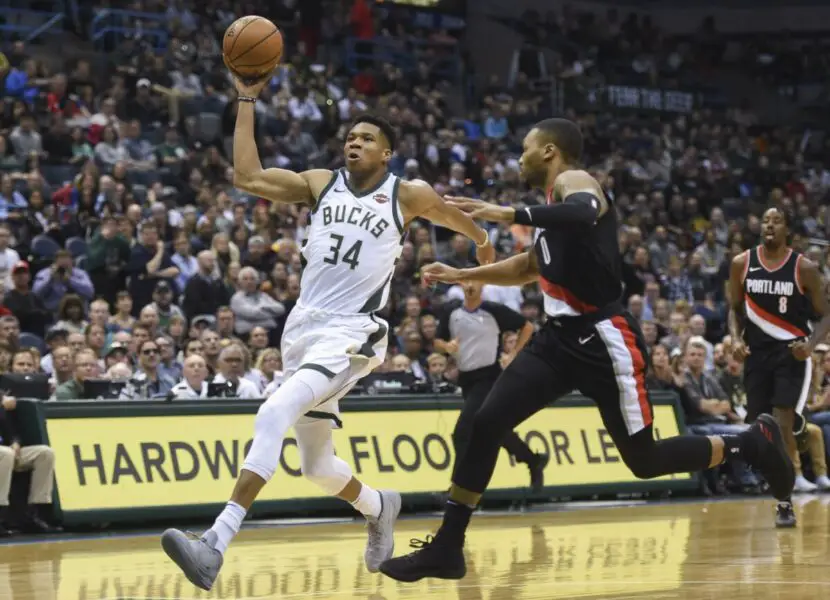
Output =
[{"x1": 437, "y1": 280, "x2": 548, "y2": 491}]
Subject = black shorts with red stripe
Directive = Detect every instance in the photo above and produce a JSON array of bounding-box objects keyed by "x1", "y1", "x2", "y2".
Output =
[
  {"x1": 507, "y1": 307, "x2": 654, "y2": 444},
  {"x1": 744, "y1": 343, "x2": 812, "y2": 423}
]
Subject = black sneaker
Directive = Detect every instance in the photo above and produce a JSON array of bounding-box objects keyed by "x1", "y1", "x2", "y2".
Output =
[
  {"x1": 379, "y1": 535, "x2": 466, "y2": 582},
  {"x1": 743, "y1": 414, "x2": 795, "y2": 501},
  {"x1": 775, "y1": 502, "x2": 797, "y2": 528},
  {"x1": 528, "y1": 453, "x2": 549, "y2": 493}
]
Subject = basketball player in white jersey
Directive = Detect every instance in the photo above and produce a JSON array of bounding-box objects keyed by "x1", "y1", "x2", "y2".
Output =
[{"x1": 161, "y1": 73, "x2": 495, "y2": 591}]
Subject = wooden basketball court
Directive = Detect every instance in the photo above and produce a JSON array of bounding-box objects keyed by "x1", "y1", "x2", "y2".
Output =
[{"x1": 2, "y1": 497, "x2": 829, "y2": 599}]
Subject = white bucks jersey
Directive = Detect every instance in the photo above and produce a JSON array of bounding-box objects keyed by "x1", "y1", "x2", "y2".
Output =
[{"x1": 299, "y1": 169, "x2": 404, "y2": 314}]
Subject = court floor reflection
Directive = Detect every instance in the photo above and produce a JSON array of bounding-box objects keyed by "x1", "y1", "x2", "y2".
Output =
[{"x1": 2, "y1": 496, "x2": 830, "y2": 599}]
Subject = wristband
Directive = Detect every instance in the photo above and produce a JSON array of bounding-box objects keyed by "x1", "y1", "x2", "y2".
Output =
[
  {"x1": 475, "y1": 233, "x2": 489, "y2": 248},
  {"x1": 238, "y1": 96, "x2": 257, "y2": 103}
]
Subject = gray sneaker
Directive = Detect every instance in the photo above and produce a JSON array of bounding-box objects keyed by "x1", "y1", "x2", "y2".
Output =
[
  {"x1": 365, "y1": 490, "x2": 401, "y2": 572},
  {"x1": 161, "y1": 528, "x2": 224, "y2": 590}
]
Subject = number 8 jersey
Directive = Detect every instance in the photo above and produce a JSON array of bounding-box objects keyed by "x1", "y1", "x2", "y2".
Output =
[
  {"x1": 742, "y1": 246, "x2": 811, "y2": 349},
  {"x1": 299, "y1": 168, "x2": 405, "y2": 314}
]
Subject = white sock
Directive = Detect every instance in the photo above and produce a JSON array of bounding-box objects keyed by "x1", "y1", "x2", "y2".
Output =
[
  {"x1": 210, "y1": 501, "x2": 247, "y2": 555},
  {"x1": 350, "y1": 484, "x2": 382, "y2": 519}
]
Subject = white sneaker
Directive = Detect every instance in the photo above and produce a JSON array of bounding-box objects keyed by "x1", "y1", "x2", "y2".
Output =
[
  {"x1": 364, "y1": 490, "x2": 401, "y2": 573},
  {"x1": 793, "y1": 475, "x2": 819, "y2": 493},
  {"x1": 814, "y1": 475, "x2": 830, "y2": 490}
]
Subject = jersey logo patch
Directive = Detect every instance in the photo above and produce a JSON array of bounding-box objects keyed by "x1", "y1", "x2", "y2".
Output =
[
  {"x1": 749, "y1": 267, "x2": 762, "y2": 272},
  {"x1": 334, "y1": 186, "x2": 347, "y2": 193},
  {"x1": 373, "y1": 193, "x2": 389, "y2": 204}
]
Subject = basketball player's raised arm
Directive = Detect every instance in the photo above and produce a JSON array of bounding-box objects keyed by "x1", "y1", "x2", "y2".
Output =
[
  {"x1": 423, "y1": 250, "x2": 539, "y2": 288},
  {"x1": 446, "y1": 170, "x2": 607, "y2": 230},
  {"x1": 399, "y1": 180, "x2": 494, "y2": 264},
  {"x1": 728, "y1": 251, "x2": 749, "y2": 359},
  {"x1": 792, "y1": 258, "x2": 830, "y2": 360},
  {"x1": 230, "y1": 76, "x2": 328, "y2": 206}
]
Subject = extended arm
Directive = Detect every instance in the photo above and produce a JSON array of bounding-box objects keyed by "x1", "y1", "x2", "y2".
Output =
[
  {"x1": 232, "y1": 99, "x2": 327, "y2": 206},
  {"x1": 400, "y1": 180, "x2": 488, "y2": 246},
  {"x1": 456, "y1": 250, "x2": 539, "y2": 287}
]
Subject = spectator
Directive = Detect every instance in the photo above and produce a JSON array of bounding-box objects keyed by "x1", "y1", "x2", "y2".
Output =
[
  {"x1": 119, "y1": 339, "x2": 176, "y2": 400},
  {"x1": 230, "y1": 267, "x2": 285, "y2": 338},
  {"x1": 182, "y1": 250, "x2": 228, "y2": 322},
  {"x1": 54, "y1": 348, "x2": 97, "y2": 400},
  {"x1": 216, "y1": 306, "x2": 236, "y2": 341},
  {"x1": 211, "y1": 344, "x2": 259, "y2": 399},
  {"x1": 0, "y1": 394, "x2": 59, "y2": 535},
  {"x1": 688, "y1": 317, "x2": 715, "y2": 371},
  {"x1": 52, "y1": 295, "x2": 88, "y2": 334},
  {"x1": 148, "y1": 281, "x2": 185, "y2": 330},
  {"x1": 171, "y1": 233, "x2": 199, "y2": 293},
  {"x1": 168, "y1": 354, "x2": 210, "y2": 400},
  {"x1": 66, "y1": 331, "x2": 86, "y2": 356},
  {"x1": 156, "y1": 335, "x2": 182, "y2": 382},
  {"x1": 119, "y1": 120, "x2": 157, "y2": 172},
  {"x1": 0, "y1": 316, "x2": 20, "y2": 351},
  {"x1": 4, "y1": 261, "x2": 50, "y2": 338},
  {"x1": 49, "y1": 344, "x2": 73, "y2": 390},
  {"x1": 32, "y1": 250, "x2": 94, "y2": 314},
  {"x1": 86, "y1": 216, "x2": 131, "y2": 308},
  {"x1": 127, "y1": 221, "x2": 179, "y2": 317},
  {"x1": 104, "y1": 341, "x2": 129, "y2": 371},
  {"x1": 249, "y1": 348, "x2": 283, "y2": 395},
  {"x1": 108, "y1": 291, "x2": 136, "y2": 333},
  {"x1": 9, "y1": 113, "x2": 43, "y2": 161},
  {"x1": 0, "y1": 224, "x2": 20, "y2": 287}
]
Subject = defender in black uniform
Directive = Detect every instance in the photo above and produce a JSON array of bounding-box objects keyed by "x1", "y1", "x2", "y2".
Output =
[
  {"x1": 380, "y1": 118, "x2": 797, "y2": 583},
  {"x1": 729, "y1": 207, "x2": 830, "y2": 528}
]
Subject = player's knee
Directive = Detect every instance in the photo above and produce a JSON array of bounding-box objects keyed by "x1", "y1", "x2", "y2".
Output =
[
  {"x1": 301, "y1": 455, "x2": 351, "y2": 495},
  {"x1": 617, "y1": 436, "x2": 662, "y2": 480}
]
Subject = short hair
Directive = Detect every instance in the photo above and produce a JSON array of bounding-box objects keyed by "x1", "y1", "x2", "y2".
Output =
[
  {"x1": 350, "y1": 114, "x2": 396, "y2": 150},
  {"x1": 534, "y1": 118, "x2": 583, "y2": 164},
  {"x1": 764, "y1": 206, "x2": 791, "y2": 228}
]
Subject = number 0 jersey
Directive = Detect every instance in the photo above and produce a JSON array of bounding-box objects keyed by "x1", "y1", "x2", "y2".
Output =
[
  {"x1": 299, "y1": 168, "x2": 404, "y2": 314},
  {"x1": 742, "y1": 246, "x2": 811, "y2": 349}
]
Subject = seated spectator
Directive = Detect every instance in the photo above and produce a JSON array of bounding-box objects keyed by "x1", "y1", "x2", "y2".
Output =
[
  {"x1": 48, "y1": 345, "x2": 74, "y2": 390},
  {"x1": 169, "y1": 354, "x2": 210, "y2": 400},
  {"x1": 0, "y1": 394, "x2": 59, "y2": 535},
  {"x1": 10, "y1": 350, "x2": 36, "y2": 375},
  {"x1": 52, "y1": 294, "x2": 89, "y2": 335},
  {"x1": 104, "y1": 341, "x2": 130, "y2": 372},
  {"x1": 681, "y1": 338, "x2": 758, "y2": 493},
  {"x1": 211, "y1": 344, "x2": 259, "y2": 399},
  {"x1": 791, "y1": 413, "x2": 830, "y2": 493},
  {"x1": 53, "y1": 348, "x2": 96, "y2": 400},
  {"x1": 106, "y1": 362, "x2": 133, "y2": 381},
  {"x1": 183, "y1": 251, "x2": 228, "y2": 322},
  {"x1": 171, "y1": 233, "x2": 199, "y2": 294},
  {"x1": 391, "y1": 354, "x2": 412, "y2": 373},
  {"x1": 0, "y1": 224, "x2": 20, "y2": 287},
  {"x1": 119, "y1": 340, "x2": 176, "y2": 400},
  {"x1": 148, "y1": 282, "x2": 185, "y2": 330},
  {"x1": 32, "y1": 250, "x2": 94, "y2": 315},
  {"x1": 127, "y1": 221, "x2": 180, "y2": 317},
  {"x1": 215, "y1": 306, "x2": 236, "y2": 341},
  {"x1": 85, "y1": 324, "x2": 106, "y2": 361},
  {"x1": 249, "y1": 348, "x2": 284, "y2": 396},
  {"x1": 230, "y1": 267, "x2": 285, "y2": 337},
  {"x1": 0, "y1": 315, "x2": 20, "y2": 351},
  {"x1": 4, "y1": 261, "x2": 50, "y2": 338},
  {"x1": 107, "y1": 291, "x2": 136, "y2": 334},
  {"x1": 66, "y1": 331, "x2": 87, "y2": 357},
  {"x1": 156, "y1": 335, "x2": 182, "y2": 382},
  {"x1": 39, "y1": 327, "x2": 68, "y2": 375},
  {"x1": 247, "y1": 326, "x2": 270, "y2": 359}
]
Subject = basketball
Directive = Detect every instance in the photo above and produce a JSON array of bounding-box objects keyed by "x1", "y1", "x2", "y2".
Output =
[{"x1": 223, "y1": 16, "x2": 283, "y2": 81}]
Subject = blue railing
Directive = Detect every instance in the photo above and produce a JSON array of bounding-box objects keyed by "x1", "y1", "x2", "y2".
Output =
[
  {"x1": 0, "y1": 8, "x2": 64, "y2": 42},
  {"x1": 345, "y1": 36, "x2": 461, "y2": 82},
  {"x1": 89, "y1": 9, "x2": 169, "y2": 50}
]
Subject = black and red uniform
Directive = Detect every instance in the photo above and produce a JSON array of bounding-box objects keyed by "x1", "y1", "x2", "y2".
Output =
[{"x1": 742, "y1": 246, "x2": 813, "y2": 421}]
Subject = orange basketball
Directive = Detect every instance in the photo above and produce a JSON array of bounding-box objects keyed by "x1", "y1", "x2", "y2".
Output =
[{"x1": 223, "y1": 16, "x2": 283, "y2": 80}]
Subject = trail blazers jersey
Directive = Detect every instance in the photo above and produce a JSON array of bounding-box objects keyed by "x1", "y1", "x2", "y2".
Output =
[
  {"x1": 743, "y1": 246, "x2": 811, "y2": 348},
  {"x1": 300, "y1": 168, "x2": 405, "y2": 314},
  {"x1": 533, "y1": 190, "x2": 623, "y2": 317}
]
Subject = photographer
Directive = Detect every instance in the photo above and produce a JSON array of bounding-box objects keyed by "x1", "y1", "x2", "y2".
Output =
[
  {"x1": 32, "y1": 249, "x2": 93, "y2": 313},
  {"x1": 210, "y1": 343, "x2": 258, "y2": 399}
]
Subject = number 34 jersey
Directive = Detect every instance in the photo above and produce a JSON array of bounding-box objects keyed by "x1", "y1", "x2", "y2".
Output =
[
  {"x1": 299, "y1": 168, "x2": 404, "y2": 314},
  {"x1": 742, "y1": 246, "x2": 812, "y2": 349}
]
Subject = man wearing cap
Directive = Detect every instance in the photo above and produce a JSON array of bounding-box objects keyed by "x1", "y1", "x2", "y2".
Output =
[
  {"x1": 104, "y1": 341, "x2": 129, "y2": 371},
  {"x1": 32, "y1": 250, "x2": 94, "y2": 313},
  {"x1": 148, "y1": 280, "x2": 185, "y2": 330},
  {"x1": 3, "y1": 261, "x2": 50, "y2": 338},
  {"x1": 128, "y1": 78, "x2": 165, "y2": 129}
]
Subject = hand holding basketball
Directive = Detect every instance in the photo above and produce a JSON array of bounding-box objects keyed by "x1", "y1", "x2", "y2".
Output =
[{"x1": 223, "y1": 16, "x2": 283, "y2": 86}]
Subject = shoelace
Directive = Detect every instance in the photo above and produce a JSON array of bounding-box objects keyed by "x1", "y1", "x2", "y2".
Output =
[{"x1": 408, "y1": 535, "x2": 435, "y2": 550}]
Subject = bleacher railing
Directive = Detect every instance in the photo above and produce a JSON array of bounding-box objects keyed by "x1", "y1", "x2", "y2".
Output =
[
  {"x1": 89, "y1": 8, "x2": 169, "y2": 50},
  {"x1": 0, "y1": 7, "x2": 64, "y2": 42}
]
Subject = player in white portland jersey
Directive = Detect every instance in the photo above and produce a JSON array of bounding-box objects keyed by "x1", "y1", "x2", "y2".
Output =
[{"x1": 162, "y1": 71, "x2": 495, "y2": 591}]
